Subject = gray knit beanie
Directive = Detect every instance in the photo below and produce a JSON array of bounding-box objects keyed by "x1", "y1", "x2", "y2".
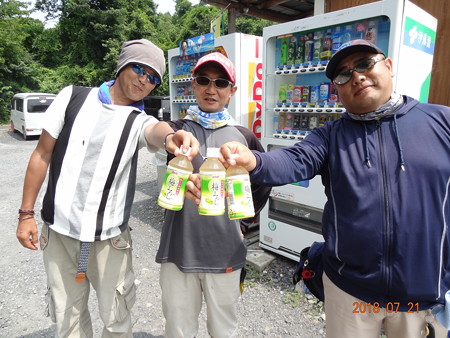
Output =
[{"x1": 115, "y1": 39, "x2": 166, "y2": 82}]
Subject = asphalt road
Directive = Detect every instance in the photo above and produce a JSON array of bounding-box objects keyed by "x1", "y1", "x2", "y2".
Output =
[{"x1": 0, "y1": 124, "x2": 325, "y2": 337}]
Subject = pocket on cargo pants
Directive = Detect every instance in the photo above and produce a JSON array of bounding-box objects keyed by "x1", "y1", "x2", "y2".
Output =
[
  {"x1": 113, "y1": 269, "x2": 137, "y2": 322},
  {"x1": 110, "y1": 231, "x2": 136, "y2": 323}
]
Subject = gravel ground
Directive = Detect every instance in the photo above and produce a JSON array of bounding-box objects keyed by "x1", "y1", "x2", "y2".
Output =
[{"x1": 0, "y1": 124, "x2": 326, "y2": 337}]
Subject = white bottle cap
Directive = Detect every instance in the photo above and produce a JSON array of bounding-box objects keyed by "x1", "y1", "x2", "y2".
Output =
[
  {"x1": 179, "y1": 145, "x2": 191, "y2": 157},
  {"x1": 206, "y1": 147, "x2": 220, "y2": 158}
]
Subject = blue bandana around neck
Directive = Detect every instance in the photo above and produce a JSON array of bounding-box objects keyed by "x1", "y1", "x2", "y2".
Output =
[
  {"x1": 186, "y1": 105, "x2": 232, "y2": 129},
  {"x1": 98, "y1": 80, "x2": 145, "y2": 110}
]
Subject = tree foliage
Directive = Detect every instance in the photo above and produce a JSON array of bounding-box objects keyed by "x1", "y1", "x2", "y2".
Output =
[{"x1": 0, "y1": 0, "x2": 274, "y2": 122}]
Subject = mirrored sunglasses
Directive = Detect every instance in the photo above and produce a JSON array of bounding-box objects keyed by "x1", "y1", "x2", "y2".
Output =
[
  {"x1": 194, "y1": 76, "x2": 233, "y2": 89},
  {"x1": 333, "y1": 56, "x2": 386, "y2": 85},
  {"x1": 131, "y1": 64, "x2": 160, "y2": 85}
]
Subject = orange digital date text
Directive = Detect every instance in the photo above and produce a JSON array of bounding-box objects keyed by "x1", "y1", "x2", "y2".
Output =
[{"x1": 352, "y1": 302, "x2": 420, "y2": 313}]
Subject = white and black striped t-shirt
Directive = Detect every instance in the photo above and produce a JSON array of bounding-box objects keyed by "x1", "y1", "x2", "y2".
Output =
[{"x1": 41, "y1": 85, "x2": 158, "y2": 242}]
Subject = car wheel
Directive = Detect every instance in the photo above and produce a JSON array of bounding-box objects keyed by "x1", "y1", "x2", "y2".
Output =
[{"x1": 22, "y1": 127, "x2": 29, "y2": 140}]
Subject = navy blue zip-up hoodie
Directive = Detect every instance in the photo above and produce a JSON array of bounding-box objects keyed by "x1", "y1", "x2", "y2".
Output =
[{"x1": 251, "y1": 96, "x2": 450, "y2": 310}]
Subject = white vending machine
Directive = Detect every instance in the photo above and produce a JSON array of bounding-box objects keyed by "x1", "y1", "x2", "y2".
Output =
[
  {"x1": 259, "y1": 0, "x2": 437, "y2": 261},
  {"x1": 168, "y1": 32, "x2": 263, "y2": 137}
]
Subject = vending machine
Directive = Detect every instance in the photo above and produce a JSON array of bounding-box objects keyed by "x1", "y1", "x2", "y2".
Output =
[
  {"x1": 259, "y1": 0, "x2": 437, "y2": 261},
  {"x1": 155, "y1": 33, "x2": 264, "y2": 190},
  {"x1": 167, "y1": 32, "x2": 263, "y2": 137}
]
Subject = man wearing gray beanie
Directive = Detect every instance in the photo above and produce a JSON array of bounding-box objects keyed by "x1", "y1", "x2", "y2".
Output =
[{"x1": 16, "y1": 38, "x2": 199, "y2": 337}]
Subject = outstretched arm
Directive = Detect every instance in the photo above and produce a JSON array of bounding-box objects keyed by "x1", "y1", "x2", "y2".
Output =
[{"x1": 144, "y1": 121, "x2": 199, "y2": 160}]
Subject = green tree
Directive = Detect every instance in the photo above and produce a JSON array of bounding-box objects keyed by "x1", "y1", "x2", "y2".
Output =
[{"x1": 0, "y1": 0, "x2": 45, "y2": 122}]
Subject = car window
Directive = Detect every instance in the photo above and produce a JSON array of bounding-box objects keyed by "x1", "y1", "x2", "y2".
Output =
[{"x1": 27, "y1": 98, "x2": 54, "y2": 113}]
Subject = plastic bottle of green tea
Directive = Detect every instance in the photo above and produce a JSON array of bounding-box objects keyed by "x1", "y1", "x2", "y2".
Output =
[
  {"x1": 158, "y1": 147, "x2": 193, "y2": 211},
  {"x1": 226, "y1": 159, "x2": 255, "y2": 220},
  {"x1": 198, "y1": 148, "x2": 225, "y2": 215}
]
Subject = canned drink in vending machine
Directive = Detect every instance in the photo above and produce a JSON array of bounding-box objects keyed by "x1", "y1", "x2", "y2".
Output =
[
  {"x1": 285, "y1": 113, "x2": 293, "y2": 130},
  {"x1": 328, "y1": 82, "x2": 339, "y2": 106},
  {"x1": 293, "y1": 114, "x2": 301, "y2": 130},
  {"x1": 278, "y1": 111, "x2": 287, "y2": 130},
  {"x1": 309, "y1": 115, "x2": 318, "y2": 130},
  {"x1": 286, "y1": 84, "x2": 295, "y2": 104},
  {"x1": 301, "y1": 86, "x2": 310, "y2": 103},
  {"x1": 300, "y1": 114, "x2": 309, "y2": 130},
  {"x1": 293, "y1": 86, "x2": 302, "y2": 103}
]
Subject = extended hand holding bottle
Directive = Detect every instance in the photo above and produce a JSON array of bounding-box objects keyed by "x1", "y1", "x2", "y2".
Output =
[{"x1": 158, "y1": 146, "x2": 193, "y2": 211}]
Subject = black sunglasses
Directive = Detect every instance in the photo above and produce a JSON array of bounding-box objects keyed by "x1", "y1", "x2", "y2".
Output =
[
  {"x1": 194, "y1": 76, "x2": 234, "y2": 89},
  {"x1": 131, "y1": 64, "x2": 160, "y2": 85},
  {"x1": 333, "y1": 56, "x2": 386, "y2": 85}
]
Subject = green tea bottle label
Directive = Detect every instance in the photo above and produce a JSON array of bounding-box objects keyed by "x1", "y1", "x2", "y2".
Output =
[
  {"x1": 226, "y1": 174, "x2": 255, "y2": 220},
  {"x1": 198, "y1": 171, "x2": 225, "y2": 215},
  {"x1": 158, "y1": 165, "x2": 191, "y2": 211}
]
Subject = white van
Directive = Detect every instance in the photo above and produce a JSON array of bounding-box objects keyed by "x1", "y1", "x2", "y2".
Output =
[{"x1": 10, "y1": 92, "x2": 56, "y2": 140}]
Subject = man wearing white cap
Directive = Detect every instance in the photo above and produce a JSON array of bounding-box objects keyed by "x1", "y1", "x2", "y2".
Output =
[
  {"x1": 155, "y1": 52, "x2": 271, "y2": 337},
  {"x1": 16, "y1": 39, "x2": 199, "y2": 337}
]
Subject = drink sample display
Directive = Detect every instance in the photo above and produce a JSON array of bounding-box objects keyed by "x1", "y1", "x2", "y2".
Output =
[
  {"x1": 270, "y1": 16, "x2": 389, "y2": 141},
  {"x1": 274, "y1": 17, "x2": 386, "y2": 71},
  {"x1": 198, "y1": 148, "x2": 226, "y2": 216},
  {"x1": 226, "y1": 161, "x2": 255, "y2": 220},
  {"x1": 158, "y1": 147, "x2": 193, "y2": 211}
]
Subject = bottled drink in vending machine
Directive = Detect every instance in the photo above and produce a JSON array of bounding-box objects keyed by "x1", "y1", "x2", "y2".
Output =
[
  {"x1": 342, "y1": 25, "x2": 353, "y2": 44},
  {"x1": 365, "y1": 20, "x2": 378, "y2": 44},
  {"x1": 279, "y1": 84, "x2": 288, "y2": 104},
  {"x1": 319, "y1": 82, "x2": 330, "y2": 106},
  {"x1": 199, "y1": 148, "x2": 226, "y2": 216},
  {"x1": 304, "y1": 32, "x2": 314, "y2": 63},
  {"x1": 279, "y1": 37, "x2": 289, "y2": 68},
  {"x1": 287, "y1": 35, "x2": 297, "y2": 67},
  {"x1": 321, "y1": 29, "x2": 333, "y2": 61},
  {"x1": 354, "y1": 21, "x2": 367, "y2": 40},
  {"x1": 332, "y1": 26, "x2": 343, "y2": 56},
  {"x1": 310, "y1": 85, "x2": 320, "y2": 106},
  {"x1": 312, "y1": 30, "x2": 323, "y2": 62},
  {"x1": 295, "y1": 35, "x2": 305, "y2": 65}
]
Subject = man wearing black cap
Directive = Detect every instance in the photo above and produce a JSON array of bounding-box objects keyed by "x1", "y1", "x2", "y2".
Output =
[
  {"x1": 212, "y1": 39, "x2": 450, "y2": 337},
  {"x1": 16, "y1": 39, "x2": 199, "y2": 337}
]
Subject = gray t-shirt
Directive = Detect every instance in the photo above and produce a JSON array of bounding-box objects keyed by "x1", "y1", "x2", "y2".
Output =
[{"x1": 155, "y1": 119, "x2": 271, "y2": 273}]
